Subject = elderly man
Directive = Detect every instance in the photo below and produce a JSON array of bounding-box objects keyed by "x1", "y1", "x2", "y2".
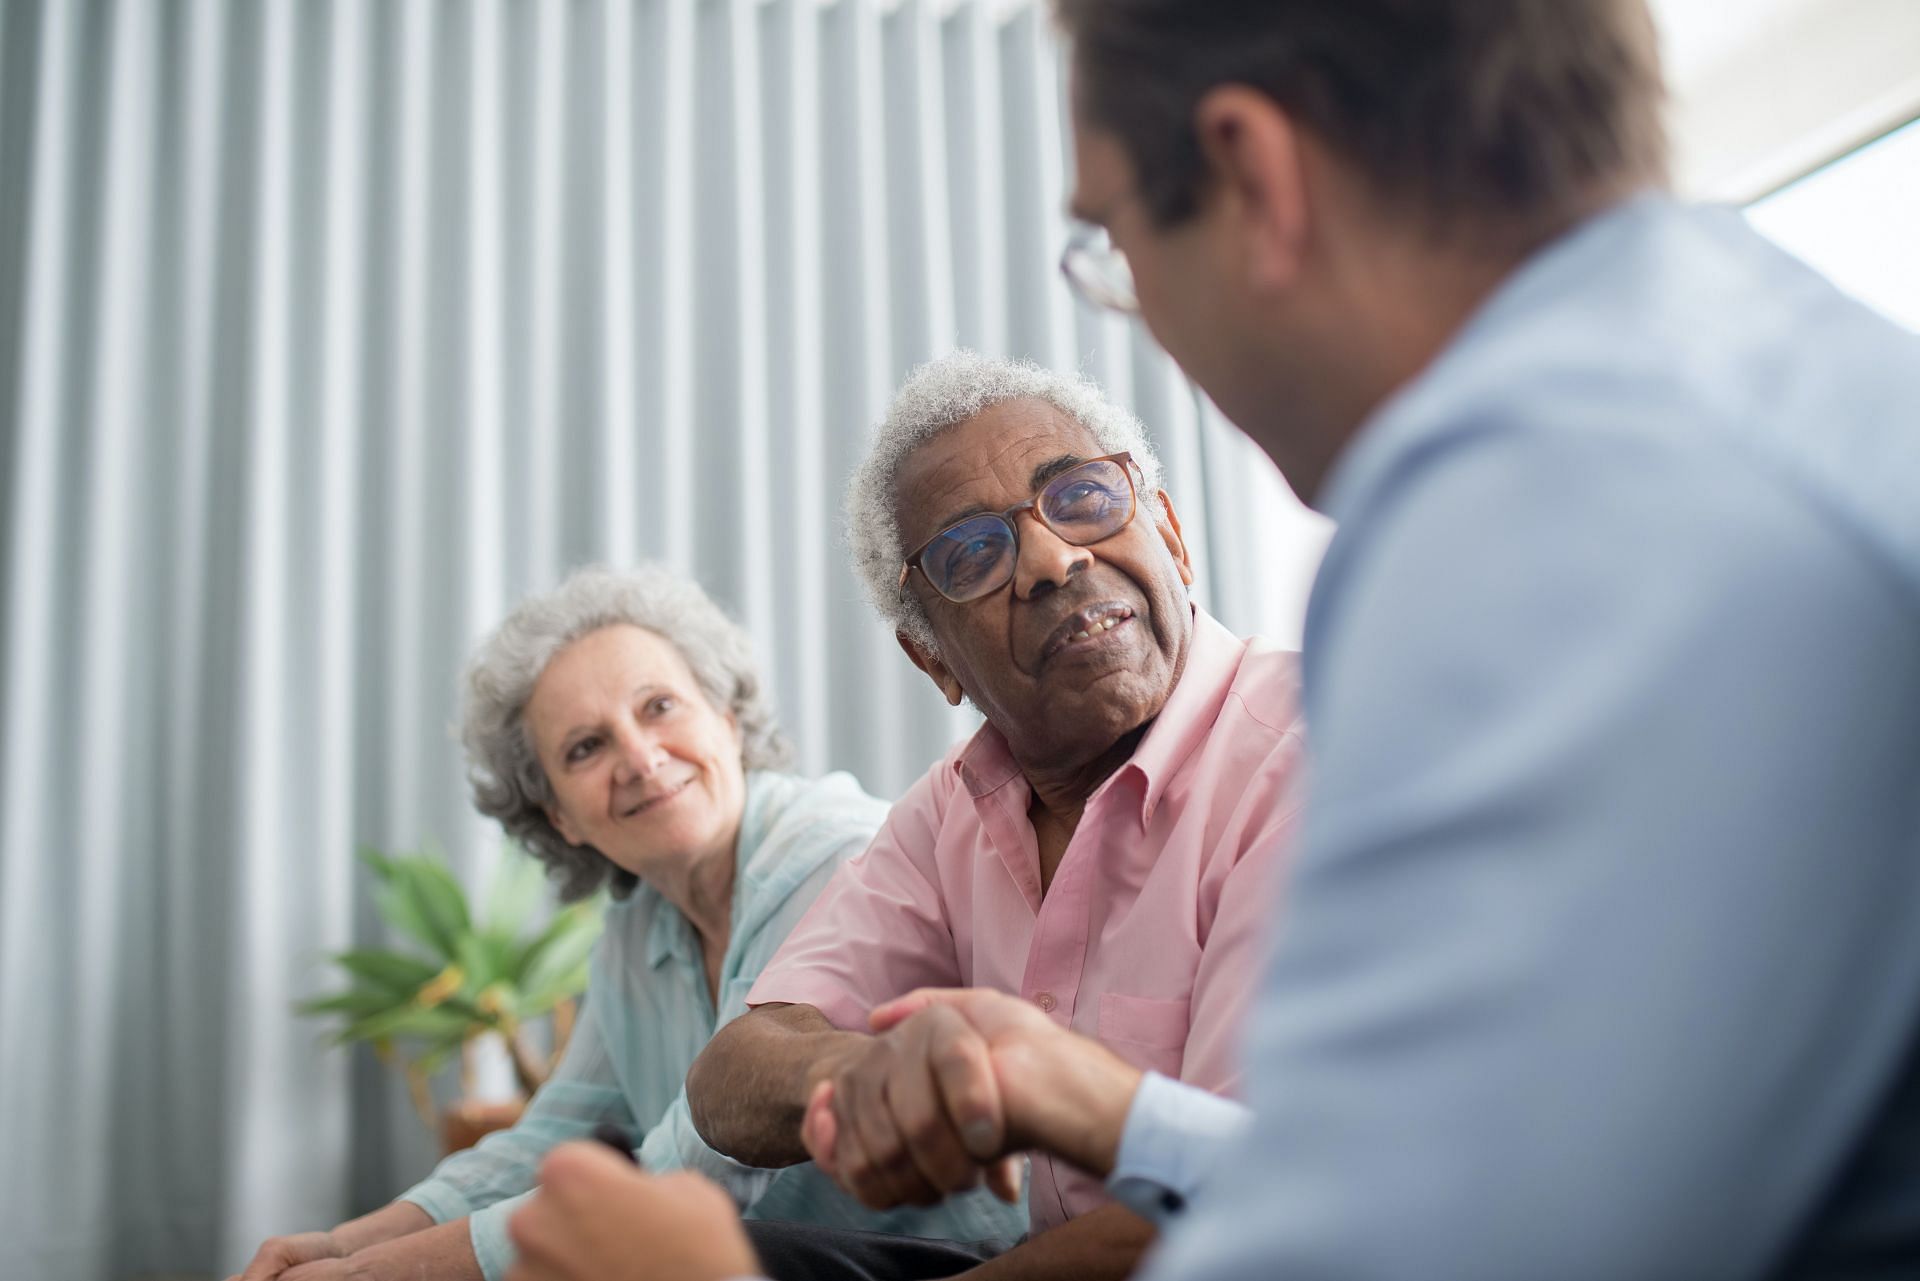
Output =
[{"x1": 671, "y1": 350, "x2": 1303, "y2": 1281}]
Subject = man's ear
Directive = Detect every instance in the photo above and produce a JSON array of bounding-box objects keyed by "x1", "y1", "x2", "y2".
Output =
[
  {"x1": 897, "y1": 630, "x2": 966, "y2": 707},
  {"x1": 1153, "y1": 490, "x2": 1196, "y2": 587},
  {"x1": 1192, "y1": 85, "x2": 1308, "y2": 295}
]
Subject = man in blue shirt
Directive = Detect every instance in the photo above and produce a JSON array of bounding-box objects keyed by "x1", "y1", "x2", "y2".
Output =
[{"x1": 504, "y1": 2, "x2": 1920, "y2": 1277}]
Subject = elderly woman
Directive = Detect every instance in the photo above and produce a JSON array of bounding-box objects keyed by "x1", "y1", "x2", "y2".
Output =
[{"x1": 233, "y1": 565, "x2": 1022, "y2": 1281}]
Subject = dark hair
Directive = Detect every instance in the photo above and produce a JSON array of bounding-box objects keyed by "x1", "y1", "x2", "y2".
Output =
[{"x1": 1055, "y1": 0, "x2": 1667, "y2": 237}]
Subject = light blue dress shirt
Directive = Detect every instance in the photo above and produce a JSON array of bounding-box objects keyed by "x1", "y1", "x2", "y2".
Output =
[
  {"x1": 1106, "y1": 1072, "x2": 1249, "y2": 1224},
  {"x1": 1131, "y1": 196, "x2": 1920, "y2": 1279},
  {"x1": 400, "y1": 770, "x2": 1028, "y2": 1280}
]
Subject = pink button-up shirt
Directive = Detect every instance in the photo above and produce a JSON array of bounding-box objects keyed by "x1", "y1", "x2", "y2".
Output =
[{"x1": 746, "y1": 610, "x2": 1305, "y2": 1233}]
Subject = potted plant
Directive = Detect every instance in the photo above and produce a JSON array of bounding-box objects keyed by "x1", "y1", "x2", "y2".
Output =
[{"x1": 298, "y1": 846, "x2": 603, "y2": 1153}]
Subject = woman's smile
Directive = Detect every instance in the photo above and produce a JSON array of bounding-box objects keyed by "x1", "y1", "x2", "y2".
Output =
[{"x1": 620, "y1": 775, "x2": 695, "y2": 818}]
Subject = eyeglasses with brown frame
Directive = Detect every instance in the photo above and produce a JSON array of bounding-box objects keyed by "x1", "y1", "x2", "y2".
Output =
[{"x1": 898, "y1": 452, "x2": 1144, "y2": 604}]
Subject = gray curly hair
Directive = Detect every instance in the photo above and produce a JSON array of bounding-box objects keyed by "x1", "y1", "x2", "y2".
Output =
[
  {"x1": 845, "y1": 350, "x2": 1167, "y2": 655},
  {"x1": 461, "y1": 564, "x2": 790, "y2": 902}
]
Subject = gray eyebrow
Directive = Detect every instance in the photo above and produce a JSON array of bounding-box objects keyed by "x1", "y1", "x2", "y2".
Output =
[
  {"x1": 920, "y1": 454, "x2": 1088, "y2": 539},
  {"x1": 1029, "y1": 454, "x2": 1087, "y2": 490}
]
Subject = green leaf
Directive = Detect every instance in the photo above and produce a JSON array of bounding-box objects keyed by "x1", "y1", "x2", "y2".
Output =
[
  {"x1": 295, "y1": 987, "x2": 401, "y2": 1019},
  {"x1": 483, "y1": 847, "x2": 546, "y2": 934},
  {"x1": 483, "y1": 980, "x2": 525, "y2": 1019},
  {"x1": 337, "y1": 1003, "x2": 476, "y2": 1046},
  {"x1": 433, "y1": 994, "x2": 493, "y2": 1024},
  {"x1": 519, "y1": 908, "x2": 602, "y2": 998},
  {"x1": 455, "y1": 934, "x2": 499, "y2": 993},
  {"x1": 373, "y1": 878, "x2": 450, "y2": 959},
  {"x1": 521, "y1": 960, "x2": 592, "y2": 1014},
  {"x1": 360, "y1": 845, "x2": 400, "y2": 876},
  {"x1": 405, "y1": 857, "x2": 473, "y2": 955},
  {"x1": 333, "y1": 949, "x2": 441, "y2": 996},
  {"x1": 523, "y1": 899, "x2": 604, "y2": 968}
]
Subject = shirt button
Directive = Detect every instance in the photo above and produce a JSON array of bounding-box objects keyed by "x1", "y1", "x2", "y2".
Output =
[{"x1": 1034, "y1": 992, "x2": 1057, "y2": 1012}]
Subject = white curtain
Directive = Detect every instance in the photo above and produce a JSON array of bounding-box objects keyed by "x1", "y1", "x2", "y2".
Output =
[{"x1": 0, "y1": 1, "x2": 1329, "y2": 1277}]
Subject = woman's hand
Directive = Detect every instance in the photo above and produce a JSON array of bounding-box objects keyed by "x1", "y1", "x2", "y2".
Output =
[
  {"x1": 227, "y1": 1231, "x2": 347, "y2": 1281},
  {"x1": 231, "y1": 1202, "x2": 436, "y2": 1281},
  {"x1": 279, "y1": 1260, "x2": 375, "y2": 1281}
]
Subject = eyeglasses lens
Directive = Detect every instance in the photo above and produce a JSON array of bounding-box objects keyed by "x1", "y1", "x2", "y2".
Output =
[
  {"x1": 1040, "y1": 459, "x2": 1133, "y2": 535},
  {"x1": 1061, "y1": 223, "x2": 1139, "y2": 315},
  {"x1": 921, "y1": 459, "x2": 1135, "y2": 602},
  {"x1": 923, "y1": 515, "x2": 1020, "y2": 603}
]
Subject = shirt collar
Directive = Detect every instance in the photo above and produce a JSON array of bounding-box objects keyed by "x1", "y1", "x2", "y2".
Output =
[
  {"x1": 953, "y1": 605, "x2": 1244, "y2": 826},
  {"x1": 643, "y1": 896, "x2": 694, "y2": 971}
]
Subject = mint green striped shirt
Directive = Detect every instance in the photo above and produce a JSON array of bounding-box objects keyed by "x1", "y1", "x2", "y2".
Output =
[{"x1": 400, "y1": 770, "x2": 1028, "y2": 1280}]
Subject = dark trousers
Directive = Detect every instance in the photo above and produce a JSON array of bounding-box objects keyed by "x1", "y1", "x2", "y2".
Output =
[{"x1": 745, "y1": 1219, "x2": 1018, "y2": 1281}]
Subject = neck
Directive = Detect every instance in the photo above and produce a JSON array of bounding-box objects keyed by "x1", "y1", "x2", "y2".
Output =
[
  {"x1": 1250, "y1": 183, "x2": 1644, "y2": 508},
  {"x1": 1018, "y1": 721, "x2": 1151, "y2": 830},
  {"x1": 645, "y1": 835, "x2": 738, "y2": 952}
]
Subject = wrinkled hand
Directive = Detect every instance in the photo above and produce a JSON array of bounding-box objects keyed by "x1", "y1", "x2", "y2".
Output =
[
  {"x1": 506, "y1": 1142, "x2": 760, "y2": 1281},
  {"x1": 279, "y1": 1261, "x2": 365, "y2": 1281},
  {"x1": 796, "y1": 996, "x2": 1028, "y2": 1212},
  {"x1": 811, "y1": 988, "x2": 1144, "y2": 1192},
  {"x1": 229, "y1": 1231, "x2": 347, "y2": 1281}
]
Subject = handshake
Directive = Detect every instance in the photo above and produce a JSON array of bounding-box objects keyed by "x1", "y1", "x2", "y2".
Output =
[
  {"x1": 799, "y1": 987, "x2": 1145, "y2": 1210},
  {"x1": 508, "y1": 988, "x2": 1146, "y2": 1281}
]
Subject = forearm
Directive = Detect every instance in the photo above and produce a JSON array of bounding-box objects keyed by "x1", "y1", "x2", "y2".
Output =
[
  {"x1": 958, "y1": 1205, "x2": 1155, "y2": 1281},
  {"x1": 345, "y1": 1216, "x2": 483, "y2": 1281},
  {"x1": 686, "y1": 1003, "x2": 869, "y2": 1167},
  {"x1": 331, "y1": 1201, "x2": 436, "y2": 1254}
]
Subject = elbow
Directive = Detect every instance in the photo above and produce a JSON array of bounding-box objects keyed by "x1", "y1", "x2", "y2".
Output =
[
  {"x1": 688, "y1": 1003, "x2": 823, "y2": 1168},
  {"x1": 685, "y1": 1025, "x2": 735, "y2": 1154}
]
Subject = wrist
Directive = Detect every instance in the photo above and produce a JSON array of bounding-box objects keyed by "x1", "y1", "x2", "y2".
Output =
[{"x1": 1038, "y1": 1042, "x2": 1143, "y2": 1178}]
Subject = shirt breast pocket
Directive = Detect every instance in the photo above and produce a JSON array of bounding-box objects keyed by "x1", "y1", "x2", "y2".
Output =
[{"x1": 1096, "y1": 992, "x2": 1191, "y2": 1080}]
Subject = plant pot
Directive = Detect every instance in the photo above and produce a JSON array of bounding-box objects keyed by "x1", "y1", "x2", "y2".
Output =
[{"x1": 441, "y1": 1098, "x2": 526, "y2": 1154}]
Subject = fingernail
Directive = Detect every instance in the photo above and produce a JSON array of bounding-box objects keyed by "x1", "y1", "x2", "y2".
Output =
[{"x1": 963, "y1": 1120, "x2": 996, "y2": 1155}]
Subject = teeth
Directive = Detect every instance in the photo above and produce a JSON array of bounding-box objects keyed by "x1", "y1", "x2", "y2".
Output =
[{"x1": 1064, "y1": 615, "x2": 1126, "y2": 646}]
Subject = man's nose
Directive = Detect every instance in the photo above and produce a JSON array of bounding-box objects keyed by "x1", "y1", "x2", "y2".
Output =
[{"x1": 1012, "y1": 512, "x2": 1092, "y2": 599}]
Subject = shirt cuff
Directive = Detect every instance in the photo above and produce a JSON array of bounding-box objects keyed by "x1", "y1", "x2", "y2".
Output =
[
  {"x1": 1106, "y1": 1072, "x2": 1252, "y2": 1226},
  {"x1": 466, "y1": 1192, "x2": 530, "y2": 1281},
  {"x1": 396, "y1": 1182, "x2": 473, "y2": 1226}
]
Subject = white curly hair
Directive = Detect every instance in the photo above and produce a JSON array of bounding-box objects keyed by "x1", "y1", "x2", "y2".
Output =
[{"x1": 845, "y1": 350, "x2": 1167, "y2": 655}]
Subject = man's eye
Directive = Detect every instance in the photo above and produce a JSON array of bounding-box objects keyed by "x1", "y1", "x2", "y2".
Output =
[
  {"x1": 1052, "y1": 480, "x2": 1113, "y2": 518},
  {"x1": 940, "y1": 539, "x2": 1000, "y2": 585}
]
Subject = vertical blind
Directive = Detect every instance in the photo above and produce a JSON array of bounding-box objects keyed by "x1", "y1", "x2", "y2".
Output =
[{"x1": 0, "y1": 1, "x2": 1330, "y2": 1276}]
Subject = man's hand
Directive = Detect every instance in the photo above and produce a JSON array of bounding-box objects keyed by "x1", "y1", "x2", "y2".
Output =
[
  {"x1": 802, "y1": 987, "x2": 1146, "y2": 1210},
  {"x1": 506, "y1": 1142, "x2": 761, "y2": 1281},
  {"x1": 793, "y1": 994, "x2": 1024, "y2": 1211}
]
